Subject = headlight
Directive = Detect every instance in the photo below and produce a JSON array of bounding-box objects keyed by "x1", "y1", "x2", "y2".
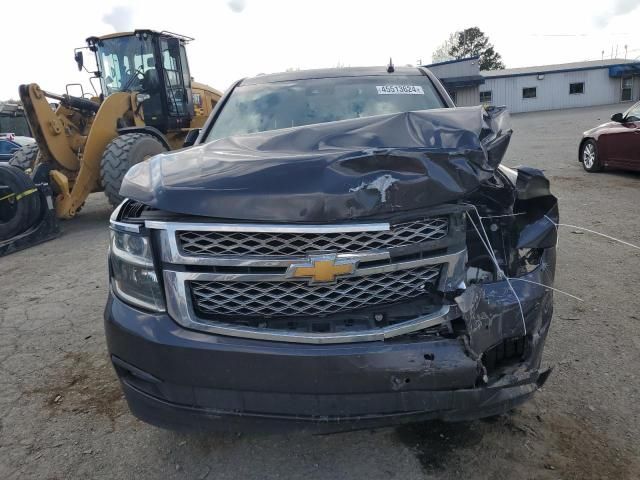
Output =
[{"x1": 109, "y1": 229, "x2": 165, "y2": 312}]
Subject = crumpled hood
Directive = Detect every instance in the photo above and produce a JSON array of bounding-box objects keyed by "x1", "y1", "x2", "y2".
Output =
[{"x1": 120, "y1": 106, "x2": 512, "y2": 222}]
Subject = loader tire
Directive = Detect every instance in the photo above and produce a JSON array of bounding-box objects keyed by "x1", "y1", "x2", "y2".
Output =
[
  {"x1": 9, "y1": 143, "x2": 40, "y2": 171},
  {"x1": 0, "y1": 165, "x2": 42, "y2": 241},
  {"x1": 100, "y1": 133, "x2": 167, "y2": 207}
]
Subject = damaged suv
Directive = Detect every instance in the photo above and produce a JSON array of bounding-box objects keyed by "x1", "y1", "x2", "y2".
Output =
[{"x1": 105, "y1": 66, "x2": 558, "y2": 432}]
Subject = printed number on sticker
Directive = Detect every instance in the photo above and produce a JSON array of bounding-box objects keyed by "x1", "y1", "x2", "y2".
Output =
[{"x1": 376, "y1": 85, "x2": 425, "y2": 95}]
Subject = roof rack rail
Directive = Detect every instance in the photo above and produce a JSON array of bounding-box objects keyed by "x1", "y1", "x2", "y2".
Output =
[{"x1": 160, "y1": 30, "x2": 195, "y2": 42}]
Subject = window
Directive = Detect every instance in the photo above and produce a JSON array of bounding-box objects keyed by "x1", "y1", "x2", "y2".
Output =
[
  {"x1": 448, "y1": 90, "x2": 457, "y2": 104},
  {"x1": 569, "y1": 82, "x2": 584, "y2": 95},
  {"x1": 160, "y1": 38, "x2": 188, "y2": 116},
  {"x1": 625, "y1": 102, "x2": 640, "y2": 122},
  {"x1": 0, "y1": 140, "x2": 19, "y2": 155},
  {"x1": 522, "y1": 87, "x2": 537, "y2": 99},
  {"x1": 622, "y1": 76, "x2": 633, "y2": 102},
  {"x1": 206, "y1": 76, "x2": 446, "y2": 142},
  {"x1": 97, "y1": 35, "x2": 155, "y2": 95},
  {"x1": 480, "y1": 91, "x2": 492, "y2": 103}
]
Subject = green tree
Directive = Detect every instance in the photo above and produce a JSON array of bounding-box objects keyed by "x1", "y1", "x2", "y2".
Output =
[{"x1": 433, "y1": 27, "x2": 505, "y2": 70}]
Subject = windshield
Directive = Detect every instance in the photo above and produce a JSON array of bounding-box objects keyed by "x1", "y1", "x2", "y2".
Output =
[
  {"x1": 625, "y1": 101, "x2": 640, "y2": 122},
  {"x1": 206, "y1": 75, "x2": 446, "y2": 142},
  {"x1": 0, "y1": 115, "x2": 30, "y2": 137},
  {"x1": 97, "y1": 35, "x2": 155, "y2": 95}
]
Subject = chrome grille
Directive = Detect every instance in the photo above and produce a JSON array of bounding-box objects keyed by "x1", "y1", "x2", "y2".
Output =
[
  {"x1": 190, "y1": 264, "x2": 442, "y2": 317},
  {"x1": 178, "y1": 217, "x2": 448, "y2": 257}
]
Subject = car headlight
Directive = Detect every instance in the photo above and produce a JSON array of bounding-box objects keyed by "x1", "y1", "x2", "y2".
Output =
[{"x1": 109, "y1": 229, "x2": 165, "y2": 312}]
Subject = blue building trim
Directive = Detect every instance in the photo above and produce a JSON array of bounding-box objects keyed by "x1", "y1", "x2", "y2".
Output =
[{"x1": 609, "y1": 64, "x2": 640, "y2": 77}]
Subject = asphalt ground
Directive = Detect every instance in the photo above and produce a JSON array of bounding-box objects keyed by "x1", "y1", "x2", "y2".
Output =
[{"x1": 1, "y1": 103, "x2": 639, "y2": 479}]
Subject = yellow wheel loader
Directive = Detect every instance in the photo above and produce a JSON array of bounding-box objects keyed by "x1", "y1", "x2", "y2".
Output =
[{"x1": 0, "y1": 29, "x2": 220, "y2": 256}]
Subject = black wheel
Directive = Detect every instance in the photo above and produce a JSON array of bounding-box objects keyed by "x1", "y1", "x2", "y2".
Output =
[
  {"x1": 9, "y1": 143, "x2": 40, "y2": 171},
  {"x1": 100, "y1": 133, "x2": 167, "y2": 207},
  {"x1": 580, "y1": 139, "x2": 602, "y2": 172},
  {"x1": 0, "y1": 164, "x2": 42, "y2": 241}
]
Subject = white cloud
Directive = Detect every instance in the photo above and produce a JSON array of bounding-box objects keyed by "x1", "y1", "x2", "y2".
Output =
[
  {"x1": 594, "y1": 0, "x2": 640, "y2": 27},
  {"x1": 102, "y1": 5, "x2": 135, "y2": 32},
  {"x1": 227, "y1": 0, "x2": 247, "y2": 13}
]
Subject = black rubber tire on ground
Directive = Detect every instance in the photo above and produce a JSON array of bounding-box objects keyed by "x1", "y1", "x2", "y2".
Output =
[
  {"x1": 9, "y1": 143, "x2": 40, "y2": 171},
  {"x1": 100, "y1": 133, "x2": 167, "y2": 207},
  {"x1": 580, "y1": 139, "x2": 602, "y2": 172},
  {"x1": 0, "y1": 164, "x2": 42, "y2": 241}
]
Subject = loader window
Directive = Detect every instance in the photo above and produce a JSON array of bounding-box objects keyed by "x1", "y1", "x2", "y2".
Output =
[
  {"x1": 97, "y1": 35, "x2": 155, "y2": 95},
  {"x1": 160, "y1": 38, "x2": 189, "y2": 117}
]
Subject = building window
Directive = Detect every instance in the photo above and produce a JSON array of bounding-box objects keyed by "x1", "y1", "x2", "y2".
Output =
[
  {"x1": 621, "y1": 76, "x2": 633, "y2": 101},
  {"x1": 480, "y1": 91, "x2": 492, "y2": 103},
  {"x1": 522, "y1": 87, "x2": 537, "y2": 99},
  {"x1": 569, "y1": 82, "x2": 584, "y2": 95}
]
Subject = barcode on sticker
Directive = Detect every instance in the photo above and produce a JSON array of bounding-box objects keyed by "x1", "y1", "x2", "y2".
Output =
[{"x1": 376, "y1": 85, "x2": 424, "y2": 95}]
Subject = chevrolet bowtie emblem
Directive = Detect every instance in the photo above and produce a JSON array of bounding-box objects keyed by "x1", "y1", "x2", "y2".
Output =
[{"x1": 287, "y1": 254, "x2": 358, "y2": 284}]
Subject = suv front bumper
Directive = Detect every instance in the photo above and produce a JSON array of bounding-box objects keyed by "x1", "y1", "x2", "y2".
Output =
[{"x1": 105, "y1": 261, "x2": 554, "y2": 433}]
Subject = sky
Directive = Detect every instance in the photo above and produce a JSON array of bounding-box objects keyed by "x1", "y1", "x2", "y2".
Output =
[{"x1": 1, "y1": 0, "x2": 639, "y2": 99}]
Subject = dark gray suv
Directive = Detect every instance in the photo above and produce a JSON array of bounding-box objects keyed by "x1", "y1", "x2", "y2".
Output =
[{"x1": 105, "y1": 66, "x2": 558, "y2": 432}]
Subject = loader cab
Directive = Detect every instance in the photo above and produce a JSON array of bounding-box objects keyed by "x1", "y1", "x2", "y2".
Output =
[{"x1": 87, "y1": 30, "x2": 195, "y2": 132}]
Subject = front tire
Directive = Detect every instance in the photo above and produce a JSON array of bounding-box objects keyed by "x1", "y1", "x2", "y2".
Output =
[
  {"x1": 9, "y1": 143, "x2": 39, "y2": 171},
  {"x1": 580, "y1": 140, "x2": 602, "y2": 172},
  {"x1": 100, "y1": 133, "x2": 167, "y2": 207}
]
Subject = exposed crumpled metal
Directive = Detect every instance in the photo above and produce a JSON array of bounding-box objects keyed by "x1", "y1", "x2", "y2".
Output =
[{"x1": 120, "y1": 106, "x2": 512, "y2": 221}]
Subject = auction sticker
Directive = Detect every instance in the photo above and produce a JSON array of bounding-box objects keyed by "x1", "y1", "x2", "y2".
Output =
[{"x1": 376, "y1": 85, "x2": 424, "y2": 95}]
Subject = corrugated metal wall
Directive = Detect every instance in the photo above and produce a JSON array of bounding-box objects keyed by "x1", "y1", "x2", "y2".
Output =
[
  {"x1": 481, "y1": 69, "x2": 638, "y2": 113},
  {"x1": 453, "y1": 87, "x2": 479, "y2": 107}
]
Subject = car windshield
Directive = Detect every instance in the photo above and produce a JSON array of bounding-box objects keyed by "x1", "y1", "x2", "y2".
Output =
[
  {"x1": 0, "y1": 115, "x2": 30, "y2": 137},
  {"x1": 625, "y1": 101, "x2": 640, "y2": 122},
  {"x1": 206, "y1": 75, "x2": 446, "y2": 142}
]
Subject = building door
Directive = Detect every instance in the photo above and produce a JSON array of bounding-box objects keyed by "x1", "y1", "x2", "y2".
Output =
[{"x1": 621, "y1": 76, "x2": 633, "y2": 101}]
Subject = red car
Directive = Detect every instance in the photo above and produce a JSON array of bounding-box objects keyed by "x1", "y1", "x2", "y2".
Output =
[{"x1": 579, "y1": 101, "x2": 640, "y2": 172}]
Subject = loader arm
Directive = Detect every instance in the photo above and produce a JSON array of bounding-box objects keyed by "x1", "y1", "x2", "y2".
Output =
[
  {"x1": 19, "y1": 83, "x2": 83, "y2": 171},
  {"x1": 55, "y1": 92, "x2": 145, "y2": 218}
]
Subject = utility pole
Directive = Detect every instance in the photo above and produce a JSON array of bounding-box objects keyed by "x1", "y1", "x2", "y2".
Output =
[{"x1": 624, "y1": 45, "x2": 628, "y2": 59}]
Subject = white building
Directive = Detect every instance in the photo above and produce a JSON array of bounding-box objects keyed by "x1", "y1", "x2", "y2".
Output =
[{"x1": 426, "y1": 58, "x2": 640, "y2": 113}]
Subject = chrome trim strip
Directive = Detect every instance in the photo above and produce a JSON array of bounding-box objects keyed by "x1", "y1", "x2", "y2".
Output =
[
  {"x1": 146, "y1": 220, "x2": 390, "y2": 233},
  {"x1": 164, "y1": 269, "x2": 451, "y2": 344},
  {"x1": 157, "y1": 228, "x2": 394, "y2": 267},
  {"x1": 163, "y1": 250, "x2": 462, "y2": 282},
  {"x1": 109, "y1": 201, "x2": 141, "y2": 234}
]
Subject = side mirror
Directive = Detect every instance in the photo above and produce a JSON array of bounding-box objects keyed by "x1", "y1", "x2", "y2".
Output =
[
  {"x1": 74, "y1": 51, "x2": 84, "y2": 72},
  {"x1": 611, "y1": 112, "x2": 624, "y2": 123},
  {"x1": 183, "y1": 129, "x2": 201, "y2": 148}
]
